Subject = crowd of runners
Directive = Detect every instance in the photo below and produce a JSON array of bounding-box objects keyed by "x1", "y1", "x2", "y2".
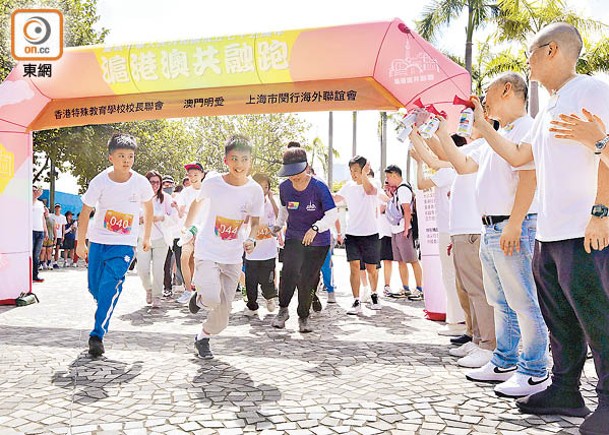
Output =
[{"x1": 29, "y1": 22, "x2": 609, "y2": 435}]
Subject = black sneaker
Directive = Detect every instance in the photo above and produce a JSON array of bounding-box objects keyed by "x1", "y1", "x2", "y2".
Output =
[
  {"x1": 516, "y1": 383, "x2": 591, "y2": 417},
  {"x1": 370, "y1": 293, "x2": 381, "y2": 310},
  {"x1": 451, "y1": 334, "x2": 473, "y2": 345},
  {"x1": 162, "y1": 288, "x2": 173, "y2": 298},
  {"x1": 194, "y1": 336, "x2": 213, "y2": 359},
  {"x1": 88, "y1": 336, "x2": 105, "y2": 358},
  {"x1": 188, "y1": 291, "x2": 200, "y2": 314},
  {"x1": 311, "y1": 291, "x2": 322, "y2": 312}
]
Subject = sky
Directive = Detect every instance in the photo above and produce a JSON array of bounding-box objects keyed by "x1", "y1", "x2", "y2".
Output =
[{"x1": 54, "y1": 0, "x2": 609, "y2": 192}]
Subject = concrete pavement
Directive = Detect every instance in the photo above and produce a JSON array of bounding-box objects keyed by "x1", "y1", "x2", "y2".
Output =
[{"x1": 0, "y1": 250, "x2": 598, "y2": 434}]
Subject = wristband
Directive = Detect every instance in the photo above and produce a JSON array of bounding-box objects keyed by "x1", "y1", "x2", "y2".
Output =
[{"x1": 246, "y1": 237, "x2": 257, "y2": 247}]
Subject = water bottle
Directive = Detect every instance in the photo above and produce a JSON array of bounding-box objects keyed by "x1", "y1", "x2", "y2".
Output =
[
  {"x1": 177, "y1": 225, "x2": 198, "y2": 247},
  {"x1": 453, "y1": 95, "x2": 475, "y2": 138},
  {"x1": 397, "y1": 112, "x2": 417, "y2": 143},
  {"x1": 456, "y1": 107, "x2": 474, "y2": 137},
  {"x1": 419, "y1": 116, "x2": 440, "y2": 139}
]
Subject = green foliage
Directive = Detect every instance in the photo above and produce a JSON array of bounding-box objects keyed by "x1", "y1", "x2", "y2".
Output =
[{"x1": 184, "y1": 113, "x2": 310, "y2": 188}]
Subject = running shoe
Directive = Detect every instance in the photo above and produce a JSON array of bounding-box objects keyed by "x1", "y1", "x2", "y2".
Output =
[
  {"x1": 176, "y1": 290, "x2": 192, "y2": 304},
  {"x1": 347, "y1": 299, "x2": 362, "y2": 315},
  {"x1": 194, "y1": 336, "x2": 213, "y2": 359},
  {"x1": 88, "y1": 336, "x2": 105, "y2": 358},
  {"x1": 370, "y1": 293, "x2": 381, "y2": 310}
]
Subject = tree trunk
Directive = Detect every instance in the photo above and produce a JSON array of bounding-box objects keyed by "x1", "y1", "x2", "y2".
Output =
[
  {"x1": 352, "y1": 111, "x2": 357, "y2": 156},
  {"x1": 49, "y1": 157, "x2": 56, "y2": 209},
  {"x1": 380, "y1": 112, "x2": 387, "y2": 177},
  {"x1": 328, "y1": 112, "x2": 334, "y2": 189},
  {"x1": 465, "y1": 2, "x2": 474, "y2": 79}
]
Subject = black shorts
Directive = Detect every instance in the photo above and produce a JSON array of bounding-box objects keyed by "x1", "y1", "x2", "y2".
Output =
[
  {"x1": 345, "y1": 234, "x2": 380, "y2": 265},
  {"x1": 62, "y1": 238, "x2": 75, "y2": 250},
  {"x1": 379, "y1": 236, "x2": 394, "y2": 261}
]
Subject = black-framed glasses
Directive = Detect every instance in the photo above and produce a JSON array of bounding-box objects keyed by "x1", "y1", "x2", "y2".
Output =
[{"x1": 525, "y1": 43, "x2": 550, "y2": 59}]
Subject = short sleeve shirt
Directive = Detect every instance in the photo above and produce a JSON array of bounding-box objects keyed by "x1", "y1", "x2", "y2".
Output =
[
  {"x1": 337, "y1": 179, "x2": 380, "y2": 236},
  {"x1": 469, "y1": 116, "x2": 537, "y2": 216},
  {"x1": 525, "y1": 75, "x2": 609, "y2": 241},
  {"x1": 193, "y1": 175, "x2": 265, "y2": 264},
  {"x1": 81, "y1": 169, "x2": 154, "y2": 246},
  {"x1": 280, "y1": 177, "x2": 336, "y2": 246}
]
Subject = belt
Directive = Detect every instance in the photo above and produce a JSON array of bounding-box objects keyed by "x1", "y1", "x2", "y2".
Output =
[{"x1": 481, "y1": 215, "x2": 510, "y2": 226}]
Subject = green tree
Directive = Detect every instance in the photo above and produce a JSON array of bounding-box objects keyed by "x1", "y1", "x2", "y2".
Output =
[
  {"x1": 493, "y1": 0, "x2": 606, "y2": 114},
  {"x1": 417, "y1": 0, "x2": 500, "y2": 75},
  {"x1": 184, "y1": 113, "x2": 310, "y2": 188}
]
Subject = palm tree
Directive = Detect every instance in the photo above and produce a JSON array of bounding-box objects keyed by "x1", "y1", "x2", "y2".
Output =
[
  {"x1": 493, "y1": 0, "x2": 607, "y2": 115},
  {"x1": 417, "y1": 0, "x2": 500, "y2": 75}
]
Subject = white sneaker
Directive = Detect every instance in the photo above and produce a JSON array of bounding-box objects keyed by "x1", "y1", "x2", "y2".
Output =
[
  {"x1": 458, "y1": 348, "x2": 493, "y2": 368},
  {"x1": 438, "y1": 323, "x2": 467, "y2": 336},
  {"x1": 494, "y1": 372, "x2": 551, "y2": 398},
  {"x1": 176, "y1": 290, "x2": 192, "y2": 304},
  {"x1": 347, "y1": 300, "x2": 362, "y2": 315},
  {"x1": 449, "y1": 341, "x2": 478, "y2": 358},
  {"x1": 383, "y1": 285, "x2": 392, "y2": 296},
  {"x1": 243, "y1": 307, "x2": 258, "y2": 317},
  {"x1": 266, "y1": 297, "x2": 277, "y2": 312},
  {"x1": 465, "y1": 361, "x2": 517, "y2": 383}
]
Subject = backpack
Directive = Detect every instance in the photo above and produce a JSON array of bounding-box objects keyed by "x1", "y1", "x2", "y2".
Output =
[{"x1": 385, "y1": 183, "x2": 419, "y2": 241}]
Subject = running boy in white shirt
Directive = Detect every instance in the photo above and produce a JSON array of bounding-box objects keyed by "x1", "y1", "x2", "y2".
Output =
[
  {"x1": 183, "y1": 135, "x2": 265, "y2": 359},
  {"x1": 76, "y1": 133, "x2": 154, "y2": 358}
]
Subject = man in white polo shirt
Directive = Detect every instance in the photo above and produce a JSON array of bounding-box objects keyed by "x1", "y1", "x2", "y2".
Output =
[
  {"x1": 471, "y1": 23, "x2": 609, "y2": 435},
  {"x1": 438, "y1": 72, "x2": 550, "y2": 399}
]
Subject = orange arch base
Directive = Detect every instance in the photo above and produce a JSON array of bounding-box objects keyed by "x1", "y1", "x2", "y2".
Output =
[{"x1": 0, "y1": 19, "x2": 469, "y2": 303}]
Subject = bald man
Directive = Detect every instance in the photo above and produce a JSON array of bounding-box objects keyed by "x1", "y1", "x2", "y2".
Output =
[{"x1": 469, "y1": 22, "x2": 609, "y2": 435}]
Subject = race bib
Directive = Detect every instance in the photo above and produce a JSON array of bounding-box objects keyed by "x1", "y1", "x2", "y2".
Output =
[
  {"x1": 103, "y1": 210, "x2": 134, "y2": 235},
  {"x1": 214, "y1": 216, "x2": 244, "y2": 241},
  {"x1": 256, "y1": 225, "x2": 273, "y2": 240}
]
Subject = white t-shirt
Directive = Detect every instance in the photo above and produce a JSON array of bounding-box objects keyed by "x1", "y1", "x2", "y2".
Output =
[
  {"x1": 390, "y1": 184, "x2": 413, "y2": 234},
  {"x1": 337, "y1": 179, "x2": 381, "y2": 236},
  {"x1": 525, "y1": 75, "x2": 609, "y2": 242},
  {"x1": 32, "y1": 200, "x2": 45, "y2": 232},
  {"x1": 194, "y1": 175, "x2": 265, "y2": 264},
  {"x1": 449, "y1": 139, "x2": 484, "y2": 236},
  {"x1": 430, "y1": 168, "x2": 456, "y2": 234},
  {"x1": 470, "y1": 115, "x2": 538, "y2": 216},
  {"x1": 176, "y1": 185, "x2": 208, "y2": 225},
  {"x1": 150, "y1": 192, "x2": 174, "y2": 242},
  {"x1": 50, "y1": 213, "x2": 67, "y2": 238},
  {"x1": 81, "y1": 169, "x2": 154, "y2": 246},
  {"x1": 246, "y1": 197, "x2": 278, "y2": 261}
]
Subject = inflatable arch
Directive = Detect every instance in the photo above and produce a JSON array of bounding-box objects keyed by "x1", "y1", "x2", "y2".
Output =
[{"x1": 0, "y1": 18, "x2": 469, "y2": 303}]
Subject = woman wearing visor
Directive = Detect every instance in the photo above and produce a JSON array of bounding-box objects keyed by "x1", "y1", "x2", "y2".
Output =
[{"x1": 271, "y1": 147, "x2": 337, "y2": 333}]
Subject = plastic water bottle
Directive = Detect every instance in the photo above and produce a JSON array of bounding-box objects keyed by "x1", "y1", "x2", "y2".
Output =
[
  {"x1": 397, "y1": 112, "x2": 417, "y2": 143},
  {"x1": 177, "y1": 225, "x2": 198, "y2": 247},
  {"x1": 419, "y1": 116, "x2": 440, "y2": 139},
  {"x1": 457, "y1": 107, "x2": 474, "y2": 137}
]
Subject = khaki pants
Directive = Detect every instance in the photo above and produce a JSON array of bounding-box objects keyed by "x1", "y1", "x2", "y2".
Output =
[
  {"x1": 193, "y1": 259, "x2": 242, "y2": 335},
  {"x1": 452, "y1": 234, "x2": 496, "y2": 350}
]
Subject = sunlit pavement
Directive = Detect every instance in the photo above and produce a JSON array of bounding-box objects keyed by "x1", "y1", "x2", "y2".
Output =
[{"x1": 0, "y1": 250, "x2": 597, "y2": 434}]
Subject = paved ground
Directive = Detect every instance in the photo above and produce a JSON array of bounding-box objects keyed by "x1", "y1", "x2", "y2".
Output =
[{"x1": 0, "y1": 250, "x2": 599, "y2": 435}]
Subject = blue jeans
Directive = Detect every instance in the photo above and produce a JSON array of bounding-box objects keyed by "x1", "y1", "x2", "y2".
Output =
[
  {"x1": 88, "y1": 243, "x2": 135, "y2": 339},
  {"x1": 32, "y1": 231, "x2": 44, "y2": 280},
  {"x1": 479, "y1": 215, "x2": 549, "y2": 377}
]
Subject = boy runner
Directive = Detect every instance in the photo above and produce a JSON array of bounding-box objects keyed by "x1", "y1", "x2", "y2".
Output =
[
  {"x1": 76, "y1": 133, "x2": 154, "y2": 357},
  {"x1": 184, "y1": 135, "x2": 264, "y2": 359}
]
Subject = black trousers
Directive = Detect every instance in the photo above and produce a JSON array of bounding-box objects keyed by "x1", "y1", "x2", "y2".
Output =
[
  {"x1": 164, "y1": 238, "x2": 183, "y2": 291},
  {"x1": 245, "y1": 258, "x2": 278, "y2": 310},
  {"x1": 533, "y1": 238, "x2": 609, "y2": 403},
  {"x1": 279, "y1": 239, "x2": 329, "y2": 319}
]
